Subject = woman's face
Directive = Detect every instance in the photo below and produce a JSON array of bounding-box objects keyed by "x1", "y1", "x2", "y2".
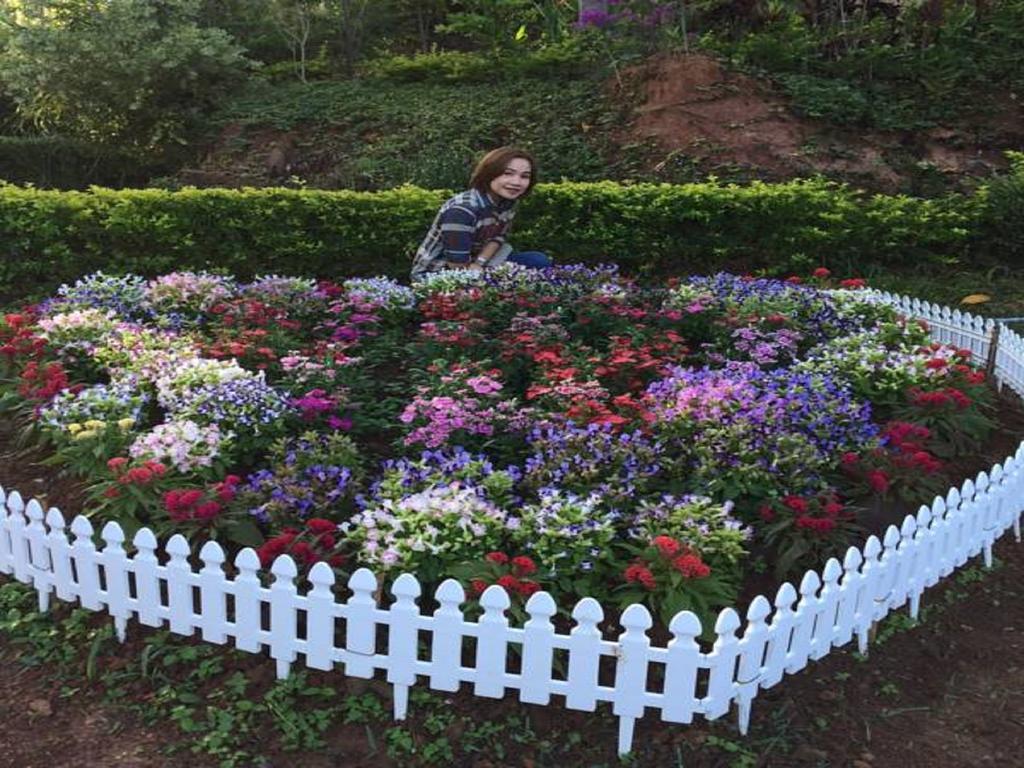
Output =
[{"x1": 488, "y1": 157, "x2": 532, "y2": 201}]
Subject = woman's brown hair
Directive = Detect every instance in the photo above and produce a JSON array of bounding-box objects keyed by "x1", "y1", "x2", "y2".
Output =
[{"x1": 469, "y1": 146, "x2": 537, "y2": 197}]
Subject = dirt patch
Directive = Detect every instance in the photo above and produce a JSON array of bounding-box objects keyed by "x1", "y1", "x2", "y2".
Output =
[
  {"x1": 619, "y1": 53, "x2": 1023, "y2": 192},
  {"x1": 0, "y1": 655, "x2": 199, "y2": 768}
]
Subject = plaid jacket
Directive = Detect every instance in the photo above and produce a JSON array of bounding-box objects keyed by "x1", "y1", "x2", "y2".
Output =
[{"x1": 411, "y1": 189, "x2": 516, "y2": 279}]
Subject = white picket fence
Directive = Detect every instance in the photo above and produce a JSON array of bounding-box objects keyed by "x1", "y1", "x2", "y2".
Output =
[{"x1": 1, "y1": 293, "x2": 1023, "y2": 757}]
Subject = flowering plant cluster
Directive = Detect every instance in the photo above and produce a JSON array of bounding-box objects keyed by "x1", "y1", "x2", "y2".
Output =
[
  {"x1": 615, "y1": 535, "x2": 736, "y2": 627},
  {"x1": 0, "y1": 266, "x2": 1000, "y2": 629},
  {"x1": 449, "y1": 551, "x2": 544, "y2": 609}
]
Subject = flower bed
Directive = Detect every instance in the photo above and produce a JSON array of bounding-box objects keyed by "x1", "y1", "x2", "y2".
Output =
[{"x1": 0, "y1": 266, "x2": 1000, "y2": 629}]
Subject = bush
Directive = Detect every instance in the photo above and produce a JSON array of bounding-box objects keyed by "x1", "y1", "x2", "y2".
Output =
[
  {"x1": 0, "y1": 136, "x2": 167, "y2": 189},
  {"x1": 974, "y1": 152, "x2": 1024, "y2": 265},
  {"x1": 0, "y1": 178, "x2": 987, "y2": 303}
]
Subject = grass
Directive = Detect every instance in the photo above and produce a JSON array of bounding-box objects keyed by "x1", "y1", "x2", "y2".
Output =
[{"x1": 204, "y1": 76, "x2": 640, "y2": 191}]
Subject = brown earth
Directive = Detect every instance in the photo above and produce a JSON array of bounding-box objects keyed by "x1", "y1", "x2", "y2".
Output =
[{"x1": 621, "y1": 54, "x2": 1023, "y2": 192}]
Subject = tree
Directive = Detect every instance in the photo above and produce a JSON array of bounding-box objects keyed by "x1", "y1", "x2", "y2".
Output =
[{"x1": 0, "y1": 0, "x2": 250, "y2": 153}]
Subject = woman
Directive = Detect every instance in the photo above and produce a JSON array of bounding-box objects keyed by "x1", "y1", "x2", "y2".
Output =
[{"x1": 411, "y1": 147, "x2": 552, "y2": 281}]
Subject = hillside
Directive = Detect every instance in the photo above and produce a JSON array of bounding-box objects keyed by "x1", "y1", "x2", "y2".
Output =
[{"x1": 176, "y1": 52, "x2": 1023, "y2": 195}]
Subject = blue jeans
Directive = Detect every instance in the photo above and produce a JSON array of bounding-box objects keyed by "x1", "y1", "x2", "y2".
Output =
[{"x1": 506, "y1": 250, "x2": 552, "y2": 269}]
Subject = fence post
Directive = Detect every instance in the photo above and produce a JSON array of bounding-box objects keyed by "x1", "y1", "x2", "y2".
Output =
[
  {"x1": 305, "y1": 562, "x2": 337, "y2": 672},
  {"x1": 429, "y1": 579, "x2": 465, "y2": 693},
  {"x1": 388, "y1": 573, "x2": 421, "y2": 720},
  {"x1": 269, "y1": 555, "x2": 298, "y2": 680},
  {"x1": 761, "y1": 582, "x2": 797, "y2": 688},
  {"x1": 7, "y1": 490, "x2": 30, "y2": 585},
  {"x1": 199, "y1": 541, "x2": 228, "y2": 645},
  {"x1": 520, "y1": 590, "x2": 557, "y2": 705},
  {"x1": 736, "y1": 596, "x2": 770, "y2": 734},
  {"x1": 565, "y1": 597, "x2": 603, "y2": 712},
  {"x1": 133, "y1": 527, "x2": 162, "y2": 628},
  {"x1": 101, "y1": 521, "x2": 131, "y2": 642},
  {"x1": 613, "y1": 603, "x2": 653, "y2": 756},
  {"x1": 0, "y1": 487, "x2": 11, "y2": 577},
  {"x1": 475, "y1": 585, "x2": 511, "y2": 699},
  {"x1": 662, "y1": 611, "x2": 702, "y2": 723},
  {"x1": 46, "y1": 508, "x2": 75, "y2": 603},
  {"x1": 344, "y1": 568, "x2": 378, "y2": 679},
  {"x1": 232, "y1": 548, "x2": 263, "y2": 653},
  {"x1": 166, "y1": 534, "x2": 195, "y2": 636},
  {"x1": 71, "y1": 516, "x2": 102, "y2": 611},
  {"x1": 25, "y1": 499, "x2": 52, "y2": 613}
]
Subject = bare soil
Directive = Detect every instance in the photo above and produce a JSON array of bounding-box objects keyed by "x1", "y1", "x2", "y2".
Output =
[{"x1": 620, "y1": 54, "x2": 1024, "y2": 192}]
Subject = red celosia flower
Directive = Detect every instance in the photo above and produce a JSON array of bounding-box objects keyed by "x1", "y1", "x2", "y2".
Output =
[
  {"x1": 496, "y1": 574, "x2": 520, "y2": 591},
  {"x1": 652, "y1": 535, "x2": 681, "y2": 557},
  {"x1": 516, "y1": 580, "x2": 541, "y2": 597},
  {"x1": 672, "y1": 554, "x2": 711, "y2": 579},
  {"x1": 813, "y1": 267, "x2": 831, "y2": 279},
  {"x1": 782, "y1": 496, "x2": 809, "y2": 514},
  {"x1": 867, "y1": 470, "x2": 890, "y2": 494},
  {"x1": 758, "y1": 504, "x2": 775, "y2": 522},
  {"x1": 839, "y1": 278, "x2": 866, "y2": 289},
  {"x1": 485, "y1": 551, "x2": 509, "y2": 565},
  {"x1": 307, "y1": 518, "x2": 337, "y2": 535},
  {"x1": 471, "y1": 579, "x2": 488, "y2": 596},
  {"x1": 511, "y1": 555, "x2": 537, "y2": 575},
  {"x1": 107, "y1": 457, "x2": 129, "y2": 472},
  {"x1": 194, "y1": 501, "x2": 221, "y2": 520},
  {"x1": 796, "y1": 516, "x2": 837, "y2": 534}
]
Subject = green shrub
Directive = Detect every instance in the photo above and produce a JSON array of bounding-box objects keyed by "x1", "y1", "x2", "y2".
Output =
[
  {"x1": 361, "y1": 41, "x2": 601, "y2": 84},
  {"x1": 974, "y1": 153, "x2": 1024, "y2": 264},
  {"x1": 0, "y1": 178, "x2": 988, "y2": 303},
  {"x1": 0, "y1": 136, "x2": 166, "y2": 189}
]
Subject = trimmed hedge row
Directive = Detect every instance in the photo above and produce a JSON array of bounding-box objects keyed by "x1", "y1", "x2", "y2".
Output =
[{"x1": 0, "y1": 178, "x2": 996, "y2": 301}]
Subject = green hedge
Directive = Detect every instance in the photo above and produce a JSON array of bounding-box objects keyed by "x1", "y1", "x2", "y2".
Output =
[{"x1": 0, "y1": 177, "x2": 998, "y2": 302}]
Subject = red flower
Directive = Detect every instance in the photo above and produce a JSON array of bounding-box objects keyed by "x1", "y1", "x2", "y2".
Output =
[
  {"x1": 195, "y1": 501, "x2": 221, "y2": 520},
  {"x1": 485, "y1": 551, "x2": 509, "y2": 565},
  {"x1": 841, "y1": 452, "x2": 860, "y2": 466},
  {"x1": 839, "y1": 278, "x2": 866, "y2": 289},
  {"x1": 758, "y1": 504, "x2": 775, "y2": 522},
  {"x1": 624, "y1": 564, "x2": 657, "y2": 590},
  {"x1": 824, "y1": 501, "x2": 844, "y2": 517},
  {"x1": 145, "y1": 460, "x2": 167, "y2": 477},
  {"x1": 813, "y1": 267, "x2": 831, "y2": 279},
  {"x1": 496, "y1": 575, "x2": 520, "y2": 592},
  {"x1": 126, "y1": 467, "x2": 153, "y2": 485},
  {"x1": 107, "y1": 457, "x2": 129, "y2": 472},
  {"x1": 782, "y1": 496, "x2": 809, "y2": 514},
  {"x1": 307, "y1": 518, "x2": 337, "y2": 535},
  {"x1": 925, "y1": 358, "x2": 947, "y2": 370},
  {"x1": 796, "y1": 516, "x2": 837, "y2": 534},
  {"x1": 179, "y1": 489, "x2": 204, "y2": 507},
  {"x1": 672, "y1": 554, "x2": 711, "y2": 579},
  {"x1": 652, "y1": 535, "x2": 681, "y2": 557},
  {"x1": 291, "y1": 542, "x2": 317, "y2": 565},
  {"x1": 867, "y1": 470, "x2": 890, "y2": 494},
  {"x1": 516, "y1": 580, "x2": 541, "y2": 597},
  {"x1": 785, "y1": 276, "x2": 802, "y2": 285},
  {"x1": 470, "y1": 579, "x2": 488, "y2": 596},
  {"x1": 511, "y1": 555, "x2": 537, "y2": 575}
]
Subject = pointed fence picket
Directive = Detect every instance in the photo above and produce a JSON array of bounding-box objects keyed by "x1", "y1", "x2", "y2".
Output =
[{"x1": 1, "y1": 295, "x2": 1024, "y2": 756}]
